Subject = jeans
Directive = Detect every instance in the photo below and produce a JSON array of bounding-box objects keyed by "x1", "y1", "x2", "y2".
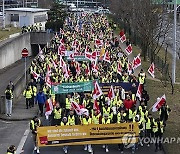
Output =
[{"x1": 6, "y1": 99, "x2": 12, "y2": 115}]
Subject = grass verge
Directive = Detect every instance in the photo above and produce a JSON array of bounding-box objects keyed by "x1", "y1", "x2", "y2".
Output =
[
  {"x1": 145, "y1": 79, "x2": 180, "y2": 154},
  {"x1": 0, "y1": 26, "x2": 21, "y2": 41}
]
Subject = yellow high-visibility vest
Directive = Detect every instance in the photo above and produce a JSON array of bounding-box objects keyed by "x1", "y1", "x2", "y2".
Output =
[
  {"x1": 54, "y1": 108, "x2": 62, "y2": 119},
  {"x1": 68, "y1": 115, "x2": 75, "y2": 126},
  {"x1": 82, "y1": 117, "x2": 92, "y2": 125},
  {"x1": 92, "y1": 114, "x2": 100, "y2": 124},
  {"x1": 23, "y1": 90, "x2": 32, "y2": 99},
  {"x1": 60, "y1": 121, "x2": 69, "y2": 126},
  {"x1": 102, "y1": 118, "x2": 110, "y2": 124},
  {"x1": 66, "y1": 98, "x2": 71, "y2": 109}
]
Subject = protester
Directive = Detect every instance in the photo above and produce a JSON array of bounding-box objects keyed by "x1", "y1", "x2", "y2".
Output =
[
  {"x1": 35, "y1": 88, "x2": 46, "y2": 116},
  {"x1": 5, "y1": 85, "x2": 13, "y2": 117},
  {"x1": 23, "y1": 86, "x2": 33, "y2": 109},
  {"x1": 30, "y1": 116, "x2": 41, "y2": 154},
  {"x1": 7, "y1": 145, "x2": 16, "y2": 154},
  {"x1": 24, "y1": 13, "x2": 172, "y2": 153}
]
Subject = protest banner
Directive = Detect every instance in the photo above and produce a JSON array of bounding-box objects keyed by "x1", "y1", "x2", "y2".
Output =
[
  {"x1": 51, "y1": 80, "x2": 94, "y2": 94},
  {"x1": 37, "y1": 123, "x2": 139, "y2": 147},
  {"x1": 65, "y1": 56, "x2": 90, "y2": 61}
]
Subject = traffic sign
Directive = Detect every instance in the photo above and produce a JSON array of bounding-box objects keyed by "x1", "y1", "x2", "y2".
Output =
[{"x1": 22, "y1": 48, "x2": 29, "y2": 57}]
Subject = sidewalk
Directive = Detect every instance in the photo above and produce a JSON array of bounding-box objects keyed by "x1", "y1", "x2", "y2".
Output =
[
  {"x1": 0, "y1": 57, "x2": 38, "y2": 121},
  {"x1": 0, "y1": 94, "x2": 38, "y2": 121}
]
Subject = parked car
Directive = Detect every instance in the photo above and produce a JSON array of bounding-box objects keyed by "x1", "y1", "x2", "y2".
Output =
[{"x1": 95, "y1": 9, "x2": 112, "y2": 14}]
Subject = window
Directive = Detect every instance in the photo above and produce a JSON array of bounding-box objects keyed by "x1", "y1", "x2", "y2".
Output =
[
  {"x1": 34, "y1": 14, "x2": 47, "y2": 23},
  {"x1": 10, "y1": 14, "x2": 19, "y2": 22}
]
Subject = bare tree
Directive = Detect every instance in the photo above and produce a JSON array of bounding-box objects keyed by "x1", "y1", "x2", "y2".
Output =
[{"x1": 109, "y1": 0, "x2": 171, "y2": 62}]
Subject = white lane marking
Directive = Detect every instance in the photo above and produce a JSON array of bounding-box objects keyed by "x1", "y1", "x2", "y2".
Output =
[{"x1": 16, "y1": 128, "x2": 30, "y2": 154}]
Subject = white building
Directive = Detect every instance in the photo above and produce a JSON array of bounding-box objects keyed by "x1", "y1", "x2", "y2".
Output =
[{"x1": 5, "y1": 8, "x2": 49, "y2": 30}]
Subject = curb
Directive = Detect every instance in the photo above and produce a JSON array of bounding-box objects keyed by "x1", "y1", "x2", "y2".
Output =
[{"x1": 0, "y1": 110, "x2": 39, "y2": 121}]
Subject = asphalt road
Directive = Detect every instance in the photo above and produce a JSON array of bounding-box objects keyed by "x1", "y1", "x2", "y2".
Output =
[
  {"x1": 23, "y1": 133, "x2": 164, "y2": 154},
  {"x1": 0, "y1": 120, "x2": 29, "y2": 154}
]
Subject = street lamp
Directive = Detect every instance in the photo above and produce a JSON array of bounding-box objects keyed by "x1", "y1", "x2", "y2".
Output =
[
  {"x1": 172, "y1": 0, "x2": 177, "y2": 84},
  {"x1": 2, "y1": 0, "x2": 5, "y2": 29}
]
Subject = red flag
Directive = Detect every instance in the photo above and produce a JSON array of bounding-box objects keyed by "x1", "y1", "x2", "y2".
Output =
[
  {"x1": 39, "y1": 44, "x2": 43, "y2": 55},
  {"x1": 60, "y1": 28, "x2": 65, "y2": 35},
  {"x1": 46, "y1": 65, "x2": 51, "y2": 76},
  {"x1": 103, "y1": 51, "x2": 110, "y2": 63},
  {"x1": 71, "y1": 101, "x2": 89, "y2": 116},
  {"x1": 95, "y1": 39, "x2": 103, "y2": 47},
  {"x1": 64, "y1": 64, "x2": 70, "y2": 79},
  {"x1": 117, "y1": 61, "x2": 122, "y2": 75},
  {"x1": 75, "y1": 62, "x2": 81, "y2": 75},
  {"x1": 59, "y1": 55, "x2": 65, "y2": 68},
  {"x1": 45, "y1": 98, "x2": 53, "y2": 119},
  {"x1": 125, "y1": 44, "x2": 133, "y2": 55},
  {"x1": 85, "y1": 46, "x2": 89, "y2": 53},
  {"x1": 119, "y1": 30, "x2": 125, "y2": 37},
  {"x1": 93, "y1": 81, "x2": 103, "y2": 100},
  {"x1": 38, "y1": 45, "x2": 44, "y2": 61},
  {"x1": 92, "y1": 61, "x2": 98, "y2": 73},
  {"x1": 72, "y1": 39, "x2": 78, "y2": 48},
  {"x1": 32, "y1": 71, "x2": 40, "y2": 81},
  {"x1": 45, "y1": 75, "x2": 52, "y2": 87},
  {"x1": 133, "y1": 54, "x2": 141, "y2": 69},
  {"x1": 85, "y1": 51, "x2": 92, "y2": 60},
  {"x1": 77, "y1": 44, "x2": 81, "y2": 52},
  {"x1": 136, "y1": 84, "x2": 143, "y2": 101},
  {"x1": 58, "y1": 44, "x2": 66, "y2": 55},
  {"x1": 55, "y1": 32, "x2": 59, "y2": 39},
  {"x1": 93, "y1": 100, "x2": 100, "y2": 114},
  {"x1": 85, "y1": 64, "x2": 90, "y2": 75},
  {"x1": 120, "y1": 34, "x2": 126, "y2": 43},
  {"x1": 128, "y1": 61, "x2": 133, "y2": 75},
  {"x1": 87, "y1": 33, "x2": 90, "y2": 40},
  {"x1": 59, "y1": 38, "x2": 64, "y2": 44},
  {"x1": 148, "y1": 63, "x2": 155, "y2": 78},
  {"x1": 152, "y1": 95, "x2": 166, "y2": 112},
  {"x1": 108, "y1": 85, "x2": 115, "y2": 100},
  {"x1": 91, "y1": 51, "x2": 97, "y2": 62},
  {"x1": 69, "y1": 53, "x2": 75, "y2": 61}
]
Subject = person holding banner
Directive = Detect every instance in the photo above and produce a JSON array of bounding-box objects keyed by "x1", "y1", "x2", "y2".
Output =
[
  {"x1": 102, "y1": 114, "x2": 111, "y2": 152},
  {"x1": 61, "y1": 117, "x2": 69, "y2": 154},
  {"x1": 30, "y1": 116, "x2": 41, "y2": 154},
  {"x1": 52, "y1": 103, "x2": 63, "y2": 126},
  {"x1": 68, "y1": 110, "x2": 79, "y2": 126},
  {"x1": 65, "y1": 94, "x2": 72, "y2": 115},
  {"x1": 81, "y1": 113, "x2": 93, "y2": 154}
]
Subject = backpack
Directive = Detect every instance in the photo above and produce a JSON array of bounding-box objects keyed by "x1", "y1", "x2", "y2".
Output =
[{"x1": 6, "y1": 90, "x2": 11, "y2": 100}]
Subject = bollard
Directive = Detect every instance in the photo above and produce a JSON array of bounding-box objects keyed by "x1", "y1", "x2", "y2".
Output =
[{"x1": 0, "y1": 95, "x2": 6, "y2": 114}]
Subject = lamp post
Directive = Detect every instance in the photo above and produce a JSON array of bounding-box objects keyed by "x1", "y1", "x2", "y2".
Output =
[
  {"x1": 2, "y1": 0, "x2": 5, "y2": 29},
  {"x1": 172, "y1": 0, "x2": 177, "y2": 84}
]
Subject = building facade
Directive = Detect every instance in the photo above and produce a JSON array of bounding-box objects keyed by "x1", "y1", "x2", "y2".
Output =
[{"x1": 5, "y1": 8, "x2": 49, "y2": 29}]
